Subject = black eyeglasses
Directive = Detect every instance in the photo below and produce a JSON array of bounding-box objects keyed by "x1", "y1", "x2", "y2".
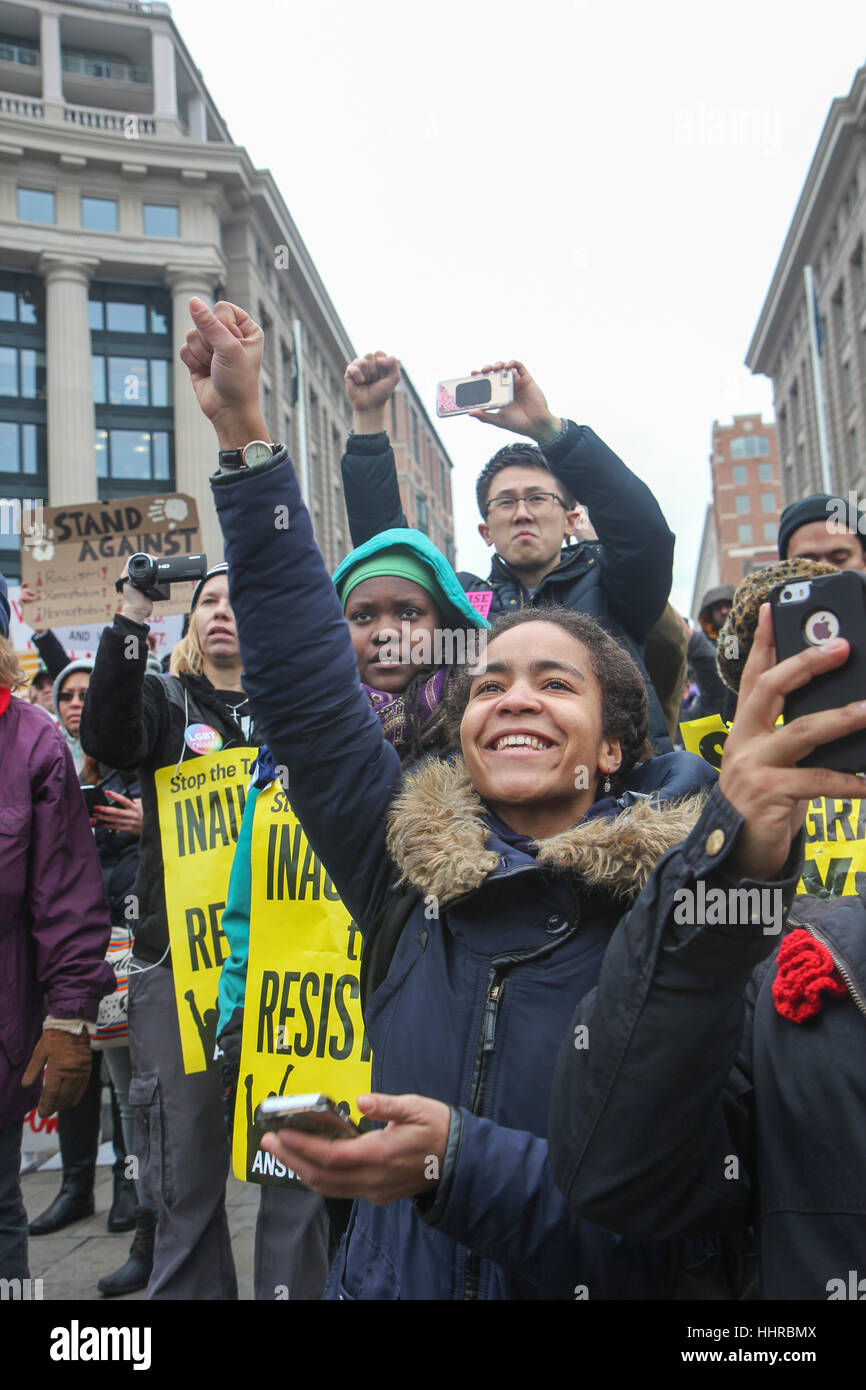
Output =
[
  {"x1": 58, "y1": 691, "x2": 86, "y2": 704},
  {"x1": 485, "y1": 491, "x2": 567, "y2": 518}
]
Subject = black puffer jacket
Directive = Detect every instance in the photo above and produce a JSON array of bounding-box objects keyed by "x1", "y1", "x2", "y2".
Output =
[
  {"x1": 549, "y1": 782, "x2": 866, "y2": 1299},
  {"x1": 80, "y1": 614, "x2": 260, "y2": 965},
  {"x1": 341, "y1": 420, "x2": 675, "y2": 748}
]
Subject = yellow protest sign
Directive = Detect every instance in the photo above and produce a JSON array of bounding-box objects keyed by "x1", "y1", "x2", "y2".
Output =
[
  {"x1": 232, "y1": 782, "x2": 372, "y2": 1188},
  {"x1": 156, "y1": 748, "x2": 257, "y2": 1072},
  {"x1": 679, "y1": 715, "x2": 866, "y2": 897}
]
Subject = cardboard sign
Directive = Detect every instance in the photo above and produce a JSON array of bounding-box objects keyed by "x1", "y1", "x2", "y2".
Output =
[
  {"x1": 155, "y1": 747, "x2": 257, "y2": 1073},
  {"x1": 20, "y1": 493, "x2": 202, "y2": 627},
  {"x1": 232, "y1": 781, "x2": 372, "y2": 1188},
  {"x1": 679, "y1": 713, "x2": 866, "y2": 898},
  {"x1": 7, "y1": 585, "x2": 184, "y2": 678}
]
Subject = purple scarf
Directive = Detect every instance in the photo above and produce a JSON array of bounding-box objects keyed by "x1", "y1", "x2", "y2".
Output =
[{"x1": 363, "y1": 668, "x2": 447, "y2": 752}]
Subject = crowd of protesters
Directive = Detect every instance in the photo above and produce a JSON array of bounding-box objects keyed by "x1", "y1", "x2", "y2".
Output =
[{"x1": 1, "y1": 296, "x2": 865, "y2": 1302}]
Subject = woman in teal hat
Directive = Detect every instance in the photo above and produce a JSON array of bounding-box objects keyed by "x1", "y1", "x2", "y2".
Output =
[
  {"x1": 214, "y1": 529, "x2": 489, "y2": 1294},
  {"x1": 333, "y1": 527, "x2": 488, "y2": 761}
]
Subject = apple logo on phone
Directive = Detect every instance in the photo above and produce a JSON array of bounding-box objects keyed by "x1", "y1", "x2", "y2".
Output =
[{"x1": 804, "y1": 609, "x2": 841, "y2": 646}]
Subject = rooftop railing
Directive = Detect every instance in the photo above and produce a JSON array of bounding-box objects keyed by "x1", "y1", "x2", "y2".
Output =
[{"x1": 62, "y1": 53, "x2": 152, "y2": 83}]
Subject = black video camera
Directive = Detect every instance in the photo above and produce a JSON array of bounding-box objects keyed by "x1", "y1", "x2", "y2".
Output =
[{"x1": 116, "y1": 552, "x2": 208, "y2": 603}]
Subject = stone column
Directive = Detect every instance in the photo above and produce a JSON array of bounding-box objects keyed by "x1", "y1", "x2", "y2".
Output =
[
  {"x1": 187, "y1": 93, "x2": 207, "y2": 141},
  {"x1": 165, "y1": 266, "x2": 222, "y2": 564},
  {"x1": 39, "y1": 254, "x2": 99, "y2": 505},
  {"x1": 40, "y1": 10, "x2": 63, "y2": 108},
  {"x1": 151, "y1": 29, "x2": 178, "y2": 130}
]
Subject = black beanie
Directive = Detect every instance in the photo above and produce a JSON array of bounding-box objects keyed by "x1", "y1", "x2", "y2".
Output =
[
  {"x1": 777, "y1": 493, "x2": 865, "y2": 559},
  {"x1": 190, "y1": 561, "x2": 228, "y2": 612}
]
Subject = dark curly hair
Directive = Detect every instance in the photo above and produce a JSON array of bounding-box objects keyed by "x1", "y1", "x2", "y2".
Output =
[
  {"x1": 444, "y1": 606, "x2": 650, "y2": 795},
  {"x1": 475, "y1": 442, "x2": 576, "y2": 517}
]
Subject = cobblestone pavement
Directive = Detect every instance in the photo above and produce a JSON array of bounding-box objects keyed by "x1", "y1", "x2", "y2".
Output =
[{"x1": 20, "y1": 1165, "x2": 258, "y2": 1302}]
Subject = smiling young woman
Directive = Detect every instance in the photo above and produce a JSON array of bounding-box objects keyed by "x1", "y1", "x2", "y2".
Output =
[
  {"x1": 450, "y1": 609, "x2": 649, "y2": 840},
  {"x1": 186, "y1": 297, "x2": 720, "y2": 1301}
]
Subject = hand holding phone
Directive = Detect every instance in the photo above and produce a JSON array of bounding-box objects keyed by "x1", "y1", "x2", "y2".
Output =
[
  {"x1": 718, "y1": 601, "x2": 866, "y2": 881},
  {"x1": 437, "y1": 369, "x2": 513, "y2": 418},
  {"x1": 255, "y1": 1093, "x2": 360, "y2": 1141},
  {"x1": 443, "y1": 359, "x2": 563, "y2": 445},
  {"x1": 80, "y1": 783, "x2": 109, "y2": 816},
  {"x1": 770, "y1": 571, "x2": 866, "y2": 772},
  {"x1": 259, "y1": 1091, "x2": 451, "y2": 1203}
]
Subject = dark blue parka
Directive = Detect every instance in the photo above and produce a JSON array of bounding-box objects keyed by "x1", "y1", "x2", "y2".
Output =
[
  {"x1": 211, "y1": 447, "x2": 716, "y2": 1300},
  {"x1": 548, "y1": 783, "x2": 866, "y2": 1299}
]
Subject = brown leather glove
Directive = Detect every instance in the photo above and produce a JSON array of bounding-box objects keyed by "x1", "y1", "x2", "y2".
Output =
[{"x1": 21, "y1": 1028, "x2": 92, "y2": 1116}]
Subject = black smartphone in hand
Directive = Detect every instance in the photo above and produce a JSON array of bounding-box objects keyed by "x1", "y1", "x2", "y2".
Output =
[
  {"x1": 80, "y1": 783, "x2": 109, "y2": 815},
  {"x1": 770, "y1": 570, "x2": 866, "y2": 772}
]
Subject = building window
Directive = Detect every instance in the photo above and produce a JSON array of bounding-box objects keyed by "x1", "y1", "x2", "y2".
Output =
[
  {"x1": 91, "y1": 355, "x2": 172, "y2": 408},
  {"x1": 853, "y1": 245, "x2": 866, "y2": 305},
  {"x1": 62, "y1": 49, "x2": 151, "y2": 83},
  {"x1": 791, "y1": 383, "x2": 801, "y2": 433},
  {"x1": 834, "y1": 286, "x2": 847, "y2": 340},
  {"x1": 439, "y1": 457, "x2": 447, "y2": 506},
  {"x1": 731, "y1": 435, "x2": 770, "y2": 459},
  {"x1": 411, "y1": 409, "x2": 419, "y2": 461},
  {"x1": 850, "y1": 425, "x2": 859, "y2": 473},
  {"x1": 416, "y1": 492, "x2": 428, "y2": 533},
  {"x1": 81, "y1": 196, "x2": 118, "y2": 232},
  {"x1": 759, "y1": 462, "x2": 773, "y2": 482},
  {"x1": 18, "y1": 188, "x2": 55, "y2": 224},
  {"x1": 761, "y1": 492, "x2": 775, "y2": 512},
  {"x1": 0, "y1": 37, "x2": 38, "y2": 65},
  {"x1": 0, "y1": 345, "x2": 46, "y2": 400},
  {"x1": 90, "y1": 283, "x2": 173, "y2": 495},
  {"x1": 733, "y1": 464, "x2": 747, "y2": 483},
  {"x1": 95, "y1": 428, "x2": 171, "y2": 482},
  {"x1": 735, "y1": 494, "x2": 749, "y2": 514},
  {"x1": 738, "y1": 523, "x2": 753, "y2": 544},
  {"x1": 143, "y1": 203, "x2": 179, "y2": 238},
  {"x1": 0, "y1": 270, "x2": 46, "y2": 580},
  {"x1": 0, "y1": 420, "x2": 41, "y2": 474},
  {"x1": 106, "y1": 301, "x2": 145, "y2": 333},
  {"x1": 843, "y1": 360, "x2": 854, "y2": 408},
  {"x1": 763, "y1": 522, "x2": 776, "y2": 542}
]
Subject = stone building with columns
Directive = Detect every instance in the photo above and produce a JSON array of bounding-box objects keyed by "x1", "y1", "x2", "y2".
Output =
[
  {"x1": 0, "y1": 0, "x2": 456, "y2": 582},
  {"x1": 746, "y1": 63, "x2": 866, "y2": 506}
]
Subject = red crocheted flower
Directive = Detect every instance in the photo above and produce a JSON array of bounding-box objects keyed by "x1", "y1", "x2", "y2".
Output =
[{"x1": 773, "y1": 928, "x2": 847, "y2": 1023}]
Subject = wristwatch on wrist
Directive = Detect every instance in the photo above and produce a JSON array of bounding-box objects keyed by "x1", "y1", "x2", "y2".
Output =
[{"x1": 217, "y1": 440, "x2": 281, "y2": 471}]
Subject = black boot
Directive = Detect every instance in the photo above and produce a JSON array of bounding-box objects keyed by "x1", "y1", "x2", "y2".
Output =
[
  {"x1": 98, "y1": 1207, "x2": 155, "y2": 1298},
  {"x1": 108, "y1": 1164, "x2": 137, "y2": 1233},
  {"x1": 28, "y1": 1160, "x2": 95, "y2": 1235}
]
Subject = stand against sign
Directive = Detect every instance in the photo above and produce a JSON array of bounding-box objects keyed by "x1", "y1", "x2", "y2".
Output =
[{"x1": 20, "y1": 492, "x2": 202, "y2": 627}]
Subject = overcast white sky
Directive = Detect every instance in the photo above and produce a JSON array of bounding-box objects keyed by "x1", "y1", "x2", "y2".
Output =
[{"x1": 168, "y1": 0, "x2": 866, "y2": 613}]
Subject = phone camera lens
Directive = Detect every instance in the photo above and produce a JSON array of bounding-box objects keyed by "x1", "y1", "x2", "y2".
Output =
[{"x1": 782, "y1": 589, "x2": 791, "y2": 600}]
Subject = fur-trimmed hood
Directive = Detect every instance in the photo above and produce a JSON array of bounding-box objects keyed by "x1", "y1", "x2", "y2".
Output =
[{"x1": 385, "y1": 757, "x2": 706, "y2": 908}]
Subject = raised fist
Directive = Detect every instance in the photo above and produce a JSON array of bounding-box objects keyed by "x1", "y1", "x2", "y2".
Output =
[{"x1": 345, "y1": 352, "x2": 401, "y2": 433}]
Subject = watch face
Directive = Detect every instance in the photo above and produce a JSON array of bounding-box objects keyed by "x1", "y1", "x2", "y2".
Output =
[{"x1": 243, "y1": 440, "x2": 273, "y2": 467}]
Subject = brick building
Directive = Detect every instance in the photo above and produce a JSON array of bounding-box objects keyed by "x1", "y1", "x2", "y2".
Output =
[{"x1": 691, "y1": 412, "x2": 780, "y2": 612}]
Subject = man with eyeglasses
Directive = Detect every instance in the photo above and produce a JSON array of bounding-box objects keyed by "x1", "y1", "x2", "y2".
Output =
[{"x1": 341, "y1": 353, "x2": 675, "y2": 748}]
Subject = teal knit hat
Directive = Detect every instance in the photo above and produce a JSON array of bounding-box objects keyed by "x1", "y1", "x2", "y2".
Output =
[{"x1": 333, "y1": 529, "x2": 490, "y2": 631}]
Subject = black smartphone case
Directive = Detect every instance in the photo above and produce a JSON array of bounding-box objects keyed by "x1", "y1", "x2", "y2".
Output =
[{"x1": 771, "y1": 570, "x2": 866, "y2": 772}]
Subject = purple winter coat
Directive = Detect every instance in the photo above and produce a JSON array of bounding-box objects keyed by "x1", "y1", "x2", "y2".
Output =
[{"x1": 0, "y1": 693, "x2": 114, "y2": 1128}]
